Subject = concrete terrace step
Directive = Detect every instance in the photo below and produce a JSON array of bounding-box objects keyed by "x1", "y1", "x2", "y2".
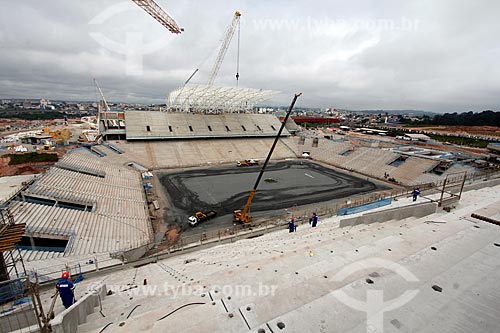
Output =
[
  {"x1": 163, "y1": 218, "x2": 429, "y2": 306},
  {"x1": 168, "y1": 218, "x2": 417, "y2": 283},
  {"x1": 78, "y1": 264, "x2": 196, "y2": 332},
  {"x1": 237, "y1": 214, "x2": 500, "y2": 330},
  {"x1": 40, "y1": 184, "x2": 500, "y2": 332},
  {"x1": 345, "y1": 220, "x2": 500, "y2": 332}
]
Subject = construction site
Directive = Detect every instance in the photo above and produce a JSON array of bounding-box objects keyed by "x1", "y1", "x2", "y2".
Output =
[
  {"x1": 1, "y1": 1, "x2": 500, "y2": 333},
  {"x1": 159, "y1": 160, "x2": 387, "y2": 232}
]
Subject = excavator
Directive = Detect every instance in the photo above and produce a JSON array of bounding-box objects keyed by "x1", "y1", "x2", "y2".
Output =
[{"x1": 233, "y1": 93, "x2": 302, "y2": 223}]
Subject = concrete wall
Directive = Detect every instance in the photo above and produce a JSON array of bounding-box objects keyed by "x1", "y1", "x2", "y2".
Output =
[
  {"x1": 339, "y1": 202, "x2": 438, "y2": 228},
  {"x1": 50, "y1": 284, "x2": 107, "y2": 333},
  {"x1": 0, "y1": 304, "x2": 38, "y2": 332}
]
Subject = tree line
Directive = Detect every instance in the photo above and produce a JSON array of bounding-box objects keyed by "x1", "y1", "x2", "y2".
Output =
[{"x1": 412, "y1": 110, "x2": 500, "y2": 126}]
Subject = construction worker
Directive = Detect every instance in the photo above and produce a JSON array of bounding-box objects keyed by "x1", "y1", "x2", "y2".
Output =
[
  {"x1": 311, "y1": 212, "x2": 318, "y2": 227},
  {"x1": 56, "y1": 272, "x2": 75, "y2": 309},
  {"x1": 412, "y1": 188, "x2": 420, "y2": 202},
  {"x1": 288, "y1": 218, "x2": 295, "y2": 233}
]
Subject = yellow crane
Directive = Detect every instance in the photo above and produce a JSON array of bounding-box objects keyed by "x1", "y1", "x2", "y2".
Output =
[{"x1": 233, "y1": 93, "x2": 302, "y2": 223}]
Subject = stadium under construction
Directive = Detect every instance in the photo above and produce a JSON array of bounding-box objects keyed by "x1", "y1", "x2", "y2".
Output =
[
  {"x1": 2, "y1": 98, "x2": 500, "y2": 332},
  {"x1": 2, "y1": 3, "x2": 500, "y2": 333}
]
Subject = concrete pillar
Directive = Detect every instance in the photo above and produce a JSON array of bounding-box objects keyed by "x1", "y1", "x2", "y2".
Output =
[{"x1": 29, "y1": 235, "x2": 36, "y2": 250}]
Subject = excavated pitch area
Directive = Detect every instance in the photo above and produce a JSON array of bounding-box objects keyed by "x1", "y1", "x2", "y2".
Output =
[{"x1": 158, "y1": 160, "x2": 388, "y2": 227}]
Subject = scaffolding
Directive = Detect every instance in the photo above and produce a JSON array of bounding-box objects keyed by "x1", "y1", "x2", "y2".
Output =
[
  {"x1": 0, "y1": 209, "x2": 26, "y2": 280},
  {"x1": 0, "y1": 208, "x2": 47, "y2": 332},
  {"x1": 168, "y1": 84, "x2": 279, "y2": 113}
]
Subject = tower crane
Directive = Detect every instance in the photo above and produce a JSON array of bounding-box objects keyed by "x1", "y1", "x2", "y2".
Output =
[
  {"x1": 207, "y1": 11, "x2": 241, "y2": 86},
  {"x1": 170, "y1": 11, "x2": 242, "y2": 109},
  {"x1": 131, "y1": 0, "x2": 183, "y2": 34},
  {"x1": 233, "y1": 93, "x2": 302, "y2": 224}
]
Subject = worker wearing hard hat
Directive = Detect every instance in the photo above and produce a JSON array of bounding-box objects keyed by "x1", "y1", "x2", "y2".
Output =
[
  {"x1": 56, "y1": 272, "x2": 75, "y2": 309},
  {"x1": 288, "y1": 218, "x2": 296, "y2": 233}
]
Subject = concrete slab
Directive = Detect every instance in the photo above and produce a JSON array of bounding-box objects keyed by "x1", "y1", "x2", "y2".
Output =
[{"x1": 0, "y1": 174, "x2": 35, "y2": 203}]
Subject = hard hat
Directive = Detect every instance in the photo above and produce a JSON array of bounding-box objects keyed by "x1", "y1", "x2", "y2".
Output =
[{"x1": 61, "y1": 271, "x2": 70, "y2": 279}]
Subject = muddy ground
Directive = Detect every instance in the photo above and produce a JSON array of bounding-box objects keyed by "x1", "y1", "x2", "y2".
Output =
[{"x1": 157, "y1": 160, "x2": 389, "y2": 234}]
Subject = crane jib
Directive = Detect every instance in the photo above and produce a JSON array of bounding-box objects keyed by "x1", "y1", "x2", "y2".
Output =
[
  {"x1": 251, "y1": 93, "x2": 302, "y2": 190},
  {"x1": 239, "y1": 93, "x2": 302, "y2": 221}
]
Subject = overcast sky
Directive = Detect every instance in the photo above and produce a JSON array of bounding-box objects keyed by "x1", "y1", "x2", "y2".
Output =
[{"x1": 1, "y1": 0, "x2": 499, "y2": 112}]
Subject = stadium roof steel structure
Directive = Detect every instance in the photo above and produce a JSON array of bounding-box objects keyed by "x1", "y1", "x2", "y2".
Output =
[{"x1": 167, "y1": 84, "x2": 279, "y2": 113}]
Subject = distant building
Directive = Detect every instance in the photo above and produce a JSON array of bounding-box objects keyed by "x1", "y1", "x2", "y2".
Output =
[
  {"x1": 358, "y1": 127, "x2": 388, "y2": 135},
  {"x1": 26, "y1": 135, "x2": 54, "y2": 146},
  {"x1": 404, "y1": 133, "x2": 431, "y2": 141}
]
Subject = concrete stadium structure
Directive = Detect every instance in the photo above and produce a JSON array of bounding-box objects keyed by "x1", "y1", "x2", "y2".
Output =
[
  {"x1": 41, "y1": 181, "x2": 500, "y2": 332},
  {"x1": 124, "y1": 112, "x2": 289, "y2": 140},
  {"x1": 7, "y1": 148, "x2": 153, "y2": 281},
  {"x1": 2, "y1": 113, "x2": 498, "y2": 332},
  {"x1": 3, "y1": 115, "x2": 486, "y2": 277},
  {"x1": 288, "y1": 136, "x2": 480, "y2": 186}
]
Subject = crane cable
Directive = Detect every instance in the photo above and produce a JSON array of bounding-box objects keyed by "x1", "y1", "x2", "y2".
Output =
[
  {"x1": 185, "y1": 41, "x2": 221, "y2": 85},
  {"x1": 236, "y1": 18, "x2": 241, "y2": 87},
  {"x1": 170, "y1": 42, "x2": 220, "y2": 109}
]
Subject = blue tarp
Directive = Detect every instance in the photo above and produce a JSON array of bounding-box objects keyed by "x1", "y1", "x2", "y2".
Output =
[
  {"x1": 0, "y1": 280, "x2": 24, "y2": 305},
  {"x1": 337, "y1": 198, "x2": 392, "y2": 216}
]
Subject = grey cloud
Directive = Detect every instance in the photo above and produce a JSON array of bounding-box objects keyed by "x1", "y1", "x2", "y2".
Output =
[{"x1": 0, "y1": 0, "x2": 498, "y2": 112}]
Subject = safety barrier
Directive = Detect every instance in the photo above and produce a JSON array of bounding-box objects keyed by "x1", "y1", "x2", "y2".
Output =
[{"x1": 337, "y1": 198, "x2": 392, "y2": 216}]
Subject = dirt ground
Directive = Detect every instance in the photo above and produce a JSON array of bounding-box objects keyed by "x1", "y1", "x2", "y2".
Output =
[
  {"x1": 0, "y1": 145, "x2": 75, "y2": 176},
  {"x1": 0, "y1": 158, "x2": 56, "y2": 176},
  {"x1": 406, "y1": 125, "x2": 500, "y2": 138}
]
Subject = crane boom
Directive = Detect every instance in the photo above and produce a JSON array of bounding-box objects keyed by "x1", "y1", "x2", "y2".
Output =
[
  {"x1": 94, "y1": 79, "x2": 111, "y2": 112},
  {"x1": 233, "y1": 93, "x2": 302, "y2": 223},
  {"x1": 208, "y1": 11, "x2": 241, "y2": 86},
  {"x1": 131, "y1": 0, "x2": 183, "y2": 34}
]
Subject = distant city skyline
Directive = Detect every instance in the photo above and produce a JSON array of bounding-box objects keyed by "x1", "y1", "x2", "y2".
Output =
[{"x1": 1, "y1": 0, "x2": 499, "y2": 113}]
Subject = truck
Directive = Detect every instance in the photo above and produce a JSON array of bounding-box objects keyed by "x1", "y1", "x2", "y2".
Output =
[
  {"x1": 188, "y1": 210, "x2": 217, "y2": 227},
  {"x1": 237, "y1": 159, "x2": 259, "y2": 167}
]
